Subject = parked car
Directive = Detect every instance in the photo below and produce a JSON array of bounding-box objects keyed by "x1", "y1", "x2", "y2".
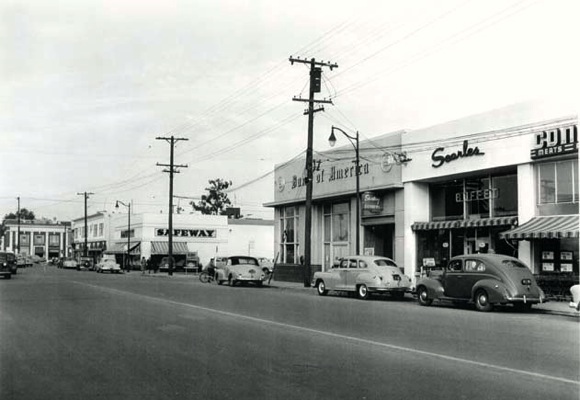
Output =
[
  {"x1": 0, "y1": 252, "x2": 15, "y2": 279},
  {"x1": 215, "y1": 256, "x2": 265, "y2": 286},
  {"x1": 16, "y1": 254, "x2": 27, "y2": 269},
  {"x1": 416, "y1": 254, "x2": 546, "y2": 312},
  {"x1": 60, "y1": 257, "x2": 79, "y2": 270},
  {"x1": 158, "y1": 256, "x2": 175, "y2": 272},
  {"x1": 313, "y1": 255, "x2": 412, "y2": 300},
  {"x1": 78, "y1": 257, "x2": 95, "y2": 271},
  {"x1": 569, "y1": 285, "x2": 580, "y2": 312},
  {"x1": 257, "y1": 257, "x2": 274, "y2": 275},
  {"x1": 95, "y1": 255, "x2": 121, "y2": 274}
]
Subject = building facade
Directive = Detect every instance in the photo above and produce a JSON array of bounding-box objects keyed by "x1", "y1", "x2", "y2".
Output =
[
  {"x1": 2, "y1": 219, "x2": 71, "y2": 259},
  {"x1": 268, "y1": 100, "x2": 578, "y2": 282},
  {"x1": 266, "y1": 130, "x2": 410, "y2": 270},
  {"x1": 402, "y1": 100, "x2": 578, "y2": 278},
  {"x1": 71, "y1": 212, "x2": 274, "y2": 268}
]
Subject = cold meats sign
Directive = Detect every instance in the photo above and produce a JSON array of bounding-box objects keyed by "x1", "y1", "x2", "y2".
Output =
[
  {"x1": 431, "y1": 140, "x2": 485, "y2": 168},
  {"x1": 156, "y1": 228, "x2": 216, "y2": 238},
  {"x1": 530, "y1": 124, "x2": 577, "y2": 160}
]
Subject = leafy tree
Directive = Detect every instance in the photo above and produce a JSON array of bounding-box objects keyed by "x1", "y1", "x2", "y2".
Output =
[
  {"x1": 1, "y1": 208, "x2": 36, "y2": 237},
  {"x1": 191, "y1": 179, "x2": 235, "y2": 216}
]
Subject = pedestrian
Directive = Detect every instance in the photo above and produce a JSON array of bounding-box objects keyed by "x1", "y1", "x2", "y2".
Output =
[
  {"x1": 147, "y1": 258, "x2": 152, "y2": 274},
  {"x1": 141, "y1": 257, "x2": 146, "y2": 275}
]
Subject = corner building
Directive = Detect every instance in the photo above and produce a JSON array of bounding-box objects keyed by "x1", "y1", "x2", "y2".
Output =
[{"x1": 402, "y1": 100, "x2": 578, "y2": 280}]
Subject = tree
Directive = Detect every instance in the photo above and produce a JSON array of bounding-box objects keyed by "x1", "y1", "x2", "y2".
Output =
[
  {"x1": 0, "y1": 208, "x2": 36, "y2": 238},
  {"x1": 191, "y1": 179, "x2": 235, "y2": 216}
]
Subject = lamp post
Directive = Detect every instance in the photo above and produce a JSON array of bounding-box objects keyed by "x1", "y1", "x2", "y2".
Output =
[
  {"x1": 115, "y1": 200, "x2": 131, "y2": 272},
  {"x1": 329, "y1": 126, "x2": 360, "y2": 255}
]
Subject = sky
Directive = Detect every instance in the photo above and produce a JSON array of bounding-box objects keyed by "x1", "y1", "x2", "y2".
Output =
[{"x1": 1, "y1": 0, "x2": 578, "y2": 222}]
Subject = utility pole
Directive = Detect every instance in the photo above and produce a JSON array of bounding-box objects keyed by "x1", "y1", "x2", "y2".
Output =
[
  {"x1": 289, "y1": 56, "x2": 338, "y2": 287},
  {"x1": 77, "y1": 192, "x2": 94, "y2": 258},
  {"x1": 16, "y1": 196, "x2": 20, "y2": 254},
  {"x1": 156, "y1": 136, "x2": 188, "y2": 276}
]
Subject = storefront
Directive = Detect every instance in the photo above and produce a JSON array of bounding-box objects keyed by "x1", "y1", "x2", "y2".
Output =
[
  {"x1": 2, "y1": 219, "x2": 71, "y2": 259},
  {"x1": 267, "y1": 129, "x2": 409, "y2": 271},
  {"x1": 402, "y1": 100, "x2": 578, "y2": 281}
]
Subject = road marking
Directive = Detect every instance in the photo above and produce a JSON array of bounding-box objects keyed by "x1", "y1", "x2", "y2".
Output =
[{"x1": 75, "y1": 282, "x2": 580, "y2": 386}]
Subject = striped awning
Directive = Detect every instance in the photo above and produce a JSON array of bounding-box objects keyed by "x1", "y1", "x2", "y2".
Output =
[
  {"x1": 412, "y1": 216, "x2": 518, "y2": 231},
  {"x1": 500, "y1": 215, "x2": 579, "y2": 240},
  {"x1": 150, "y1": 241, "x2": 189, "y2": 255},
  {"x1": 105, "y1": 242, "x2": 140, "y2": 254}
]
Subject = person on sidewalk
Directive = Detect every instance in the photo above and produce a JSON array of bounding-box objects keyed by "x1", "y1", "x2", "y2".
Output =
[{"x1": 140, "y1": 257, "x2": 146, "y2": 275}]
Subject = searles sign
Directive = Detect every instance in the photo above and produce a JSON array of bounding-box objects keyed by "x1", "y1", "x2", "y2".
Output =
[{"x1": 431, "y1": 140, "x2": 485, "y2": 168}]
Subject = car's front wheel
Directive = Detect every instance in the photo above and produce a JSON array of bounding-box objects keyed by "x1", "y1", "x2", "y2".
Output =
[
  {"x1": 316, "y1": 280, "x2": 328, "y2": 296},
  {"x1": 228, "y1": 275, "x2": 236, "y2": 287},
  {"x1": 417, "y1": 286, "x2": 432, "y2": 306},
  {"x1": 357, "y1": 284, "x2": 369, "y2": 300},
  {"x1": 475, "y1": 289, "x2": 493, "y2": 312}
]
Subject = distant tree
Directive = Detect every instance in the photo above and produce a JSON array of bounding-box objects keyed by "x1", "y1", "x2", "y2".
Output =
[
  {"x1": 191, "y1": 179, "x2": 236, "y2": 216},
  {"x1": 0, "y1": 208, "x2": 36, "y2": 237}
]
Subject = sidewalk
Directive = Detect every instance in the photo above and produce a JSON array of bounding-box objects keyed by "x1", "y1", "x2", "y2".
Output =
[{"x1": 129, "y1": 272, "x2": 579, "y2": 317}]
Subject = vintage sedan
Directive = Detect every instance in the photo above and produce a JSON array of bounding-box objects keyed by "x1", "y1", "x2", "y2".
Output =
[
  {"x1": 313, "y1": 255, "x2": 413, "y2": 300},
  {"x1": 215, "y1": 256, "x2": 265, "y2": 287},
  {"x1": 60, "y1": 257, "x2": 79, "y2": 270},
  {"x1": 416, "y1": 254, "x2": 546, "y2": 312},
  {"x1": 95, "y1": 255, "x2": 121, "y2": 274},
  {"x1": 0, "y1": 251, "x2": 15, "y2": 279}
]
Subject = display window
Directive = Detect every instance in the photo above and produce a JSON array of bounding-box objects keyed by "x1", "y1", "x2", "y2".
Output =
[{"x1": 538, "y1": 159, "x2": 578, "y2": 204}]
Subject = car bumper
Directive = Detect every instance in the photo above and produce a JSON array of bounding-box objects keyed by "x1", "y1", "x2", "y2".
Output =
[
  {"x1": 505, "y1": 295, "x2": 544, "y2": 304},
  {"x1": 368, "y1": 286, "x2": 409, "y2": 293}
]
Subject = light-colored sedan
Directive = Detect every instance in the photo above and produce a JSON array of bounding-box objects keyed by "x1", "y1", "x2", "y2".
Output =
[
  {"x1": 215, "y1": 256, "x2": 265, "y2": 287},
  {"x1": 95, "y1": 256, "x2": 121, "y2": 274},
  {"x1": 313, "y1": 255, "x2": 412, "y2": 300}
]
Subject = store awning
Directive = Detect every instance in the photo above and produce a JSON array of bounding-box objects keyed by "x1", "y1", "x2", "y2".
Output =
[
  {"x1": 105, "y1": 242, "x2": 140, "y2": 254},
  {"x1": 151, "y1": 241, "x2": 189, "y2": 255},
  {"x1": 500, "y1": 215, "x2": 579, "y2": 240},
  {"x1": 412, "y1": 216, "x2": 518, "y2": 231}
]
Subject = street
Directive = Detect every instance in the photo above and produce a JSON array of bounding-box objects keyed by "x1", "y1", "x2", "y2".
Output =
[{"x1": 1, "y1": 265, "x2": 578, "y2": 400}]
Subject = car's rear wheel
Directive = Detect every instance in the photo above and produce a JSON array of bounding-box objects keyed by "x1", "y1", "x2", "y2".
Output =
[
  {"x1": 475, "y1": 290, "x2": 493, "y2": 312},
  {"x1": 357, "y1": 284, "x2": 369, "y2": 300},
  {"x1": 417, "y1": 286, "x2": 432, "y2": 306},
  {"x1": 316, "y1": 280, "x2": 328, "y2": 296}
]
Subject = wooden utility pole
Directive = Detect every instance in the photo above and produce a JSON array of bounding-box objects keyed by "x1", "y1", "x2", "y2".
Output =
[
  {"x1": 289, "y1": 56, "x2": 338, "y2": 287},
  {"x1": 156, "y1": 136, "x2": 188, "y2": 276},
  {"x1": 77, "y1": 192, "x2": 94, "y2": 258}
]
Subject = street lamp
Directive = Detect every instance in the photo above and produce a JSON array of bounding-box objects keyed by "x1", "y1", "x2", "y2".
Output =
[
  {"x1": 329, "y1": 126, "x2": 360, "y2": 255},
  {"x1": 115, "y1": 200, "x2": 131, "y2": 272}
]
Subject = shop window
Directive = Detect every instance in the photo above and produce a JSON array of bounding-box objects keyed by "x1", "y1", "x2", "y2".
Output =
[
  {"x1": 49, "y1": 234, "x2": 60, "y2": 246},
  {"x1": 431, "y1": 181, "x2": 463, "y2": 220},
  {"x1": 538, "y1": 159, "x2": 578, "y2": 204},
  {"x1": 323, "y1": 203, "x2": 350, "y2": 269},
  {"x1": 280, "y1": 206, "x2": 299, "y2": 264},
  {"x1": 465, "y1": 177, "x2": 490, "y2": 219},
  {"x1": 33, "y1": 234, "x2": 45, "y2": 246},
  {"x1": 492, "y1": 174, "x2": 518, "y2": 216}
]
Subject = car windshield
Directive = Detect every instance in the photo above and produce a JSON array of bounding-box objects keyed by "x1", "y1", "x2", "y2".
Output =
[
  {"x1": 231, "y1": 257, "x2": 258, "y2": 266},
  {"x1": 373, "y1": 259, "x2": 398, "y2": 268},
  {"x1": 501, "y1": 259, "x2": 527, "y2": 269}
]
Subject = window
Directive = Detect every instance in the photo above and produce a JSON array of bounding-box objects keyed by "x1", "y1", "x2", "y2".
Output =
[
  {"x1": 465, "y1": 260, "x2": 485, "y2": 272},
  {"x1": 99, "y1": 223, "x2": 104, "y2": 236},
  {"x1": 538, "y1": 159, "x2": 578, "y2": 204},
  {"x1": 33, "y1": 234, "x2": 45, "y2": 246},
  {"x1": 280, "y1": 206, "x2": 299, "y2": 264},
  {"x1": 447, "y1": 260, "x2": 462, "y2": 272},
  {"x1": 323, "y1": 203, "x2": 351, "y2": 269},
  {"x1": 49, "y1": 234, "x2": 60, "y2": 246}
]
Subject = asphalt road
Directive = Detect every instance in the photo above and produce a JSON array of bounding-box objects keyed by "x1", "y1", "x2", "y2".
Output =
[{"x1": 1, "y1": 266, "x2": 578, "y2": 400}]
